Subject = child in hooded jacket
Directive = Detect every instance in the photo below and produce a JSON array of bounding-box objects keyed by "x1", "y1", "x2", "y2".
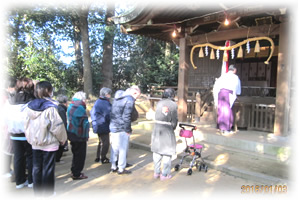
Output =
[{"x1": 24, "y1": 81, "x2": 67, "y2": 197}]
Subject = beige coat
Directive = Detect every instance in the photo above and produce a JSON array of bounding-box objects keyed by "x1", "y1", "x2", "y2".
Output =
[{"x1": 25, "y1": 101, "x2": 67, "y2": 151}]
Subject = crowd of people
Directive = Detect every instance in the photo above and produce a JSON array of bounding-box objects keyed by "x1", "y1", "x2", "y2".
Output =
[
  {"x1": 2, "y1": 64, "x2": 241, "y2": 197},
  {"x1": 2, "y1": 77, "x2": 178, "y2": 197}
]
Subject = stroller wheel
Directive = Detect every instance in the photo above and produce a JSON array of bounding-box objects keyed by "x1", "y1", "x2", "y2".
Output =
[
  {"x1": 174, "y1": 164, "x2": 180, "y2": 171},
  {"x1": 198, "y1": 165, "x2": 202, "y2": 172},
  {"x1": 204, "y1": 165, "x2": 208, "y2": 173},
  {"x1": 187, "y1": 168, "x2": 192, "y2": 175}
]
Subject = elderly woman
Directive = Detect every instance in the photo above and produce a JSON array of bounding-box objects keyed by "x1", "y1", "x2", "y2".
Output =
[
  {"x1": 91, "y1": 87, "x2": 112, "y2": 164},
  {"x1": 151, "y1": 88, "x2": 178, "y2": 181},
  {"x1": 67, "y1": 91, "x2": 89, "y2": 180}
]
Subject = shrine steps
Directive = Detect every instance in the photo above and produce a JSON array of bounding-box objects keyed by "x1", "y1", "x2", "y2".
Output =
[{"x1": 131, "y1": 120, "x2": 291, "y2": 185}]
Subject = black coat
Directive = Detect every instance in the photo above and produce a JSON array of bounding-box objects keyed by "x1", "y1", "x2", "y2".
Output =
[
  {"x1": 151, "y1": 98, "x2": 178, "y2": 155},
  {"x1": 57, "y1": 104, "x2": 67, "y2": 132},
  {"x1": 109, "y1": 95, "x2": 136, "y2": 133}
]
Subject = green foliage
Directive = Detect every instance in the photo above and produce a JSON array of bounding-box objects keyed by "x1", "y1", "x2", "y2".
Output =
[
  {"x1": 112, "y1": 33, "x2": 179, "y2": 92},
  {"x1": 6, "y1": 5, "x2": 179, "y2": 96},
  {"x1": 7, "y1": 8, "x2": 69, "y2": 91}
]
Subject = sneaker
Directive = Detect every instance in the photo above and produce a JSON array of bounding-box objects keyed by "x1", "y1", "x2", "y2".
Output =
[
  {"x1": 117, "y1": 169, "x2": 132, "y2": 175},
  {"x1": 160, "y1": 174, "x2": 172, "y2": 181},
  {"x1": 16, "y1": 180, "x2": 28, "y2": 189},
  {"x1": 3, "y1": 172, "x2": 12, "y2": 178},
  {"x1": 95, "y1": 158, "x2": 100, "y2": 162},
  {"x1": 101, "y1": 157, "x2": 110, "y2": 164},
  {"x1": 153, "y1": 173, "x2": 160, "y2": 179},
  {"x1": 116, "y1": 161, "x2": 132, "y2": 168},
  {"x1": 63, "y1": 146, "x2": 69, "y2": 152},
  {"x1": 71, "y1": 173, "x2": 88, "y2": 180},
  {"x1": 126, "y1": 163, "x2": 133, "y2": 168},
  {"x1": 28, "y1": 183, "x2": 33, "y2": 188},
  {"x1": 110, "y1": 168, "x2": 118, "y2": 173}
]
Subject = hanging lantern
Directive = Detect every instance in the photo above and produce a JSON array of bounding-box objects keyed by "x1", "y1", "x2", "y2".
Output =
[
  {"x1": 210, "y1": 49, "x2": 215, "y2": 59},
  {"x1": 254, "y1": 40, "x2": 260, "y2": 53},
  {"x1": 223, "y1": 50, "x2": 228, "y2": 62},
  {"x1": 237, "y1": 46, "x2": 243, "y2": 58},
  {"x1": 199, "y1": 47, "x2": 204, "y2": 57}
]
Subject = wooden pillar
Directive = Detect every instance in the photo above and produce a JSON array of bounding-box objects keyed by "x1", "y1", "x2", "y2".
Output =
[
  {"x1": 274, "y1": 21, "x2": 291, "y2": 136},
  {"x1": 177, "y1": 38, "x2": 189, "y2": 122}
]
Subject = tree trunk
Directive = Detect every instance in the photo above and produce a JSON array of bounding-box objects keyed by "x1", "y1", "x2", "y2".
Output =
[
  {"x1": 101, "y1": 3, "x2": 115, "y2": 89},
  {"x1": 79, "y1": 6, "x2": 93, "y2": 98},
  {"x1": 72, "y1": 15, "x2": 84, "y2": 90},
  {"x1": 11, "y1": 12, "x2": 22, "y2": 78},
  {"x1": 165, "y1": 41, "x2": 171, "y2": 61}
]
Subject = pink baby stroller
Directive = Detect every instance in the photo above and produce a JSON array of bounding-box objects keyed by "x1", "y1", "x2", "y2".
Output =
[{"x1": 174, "y1": 123, "x2": 208, "y2": 175}]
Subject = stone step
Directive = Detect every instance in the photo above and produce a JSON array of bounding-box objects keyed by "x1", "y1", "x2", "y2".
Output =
[
  {"x1": 132, "y1": 121, "x2": 290, "y2": 161},
  {"x1": 129, "y1": 132, "x2": 289, "y2": 185},
  {"x1": 130, "y1": 120, "x2": 291, "y2": 185},
  {"x1": 175, "y1": 140, "x2": 289, "y2": 185},
  {"x1": 193, "y1": 127, "x2": 290, "y2": 161}
]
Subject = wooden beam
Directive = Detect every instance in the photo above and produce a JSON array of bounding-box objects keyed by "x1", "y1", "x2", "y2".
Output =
[
  {"x1": 186, "y1": 6, "x2": 282, "y2": 28},
  {"x1": 186, "y1": 24, "x2": 280, "y2": 46},
  {"x1": 274, "y1": 22, "x2": 291, "y2": 136}
]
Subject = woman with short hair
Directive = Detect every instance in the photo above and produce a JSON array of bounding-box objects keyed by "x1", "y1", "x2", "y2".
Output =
[{"x1": 91, "y1": 87, "x2": 112, "y2": 163}]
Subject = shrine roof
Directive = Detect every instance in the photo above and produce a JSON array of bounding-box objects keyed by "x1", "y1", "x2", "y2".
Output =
[{"x1": 113, "y1": 3, "x2": 287, "y2": 42}]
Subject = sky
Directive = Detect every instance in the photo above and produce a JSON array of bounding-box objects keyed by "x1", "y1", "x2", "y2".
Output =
[{"x1": 58, "y1": 1, "x2": 136, "y2": 65}]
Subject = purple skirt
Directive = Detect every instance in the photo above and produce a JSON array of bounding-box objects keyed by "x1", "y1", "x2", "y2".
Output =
[{"x1": 217, "y1": 89, "x2": 233, "y2": 131}]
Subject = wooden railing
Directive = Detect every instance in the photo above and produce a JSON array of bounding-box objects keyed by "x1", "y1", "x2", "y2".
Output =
[
  {"x1": 249, "y1": 104, "x2": 276, "y2": 132},
  {"x1": 241, "y1": 86, "x2": 276, "y2": 97},
  {"x1": 233, "y1": 101, "x2": 275, "y2": 132},
  {"x1": 150, "y1": 86, "x2": 276, "y2": 97},
  {"x1": 148, "y1": 86, "x2": 213, "y2": 122},
  {"x1": 149, "y1": 85, "x2": 277, "y2": 132}
]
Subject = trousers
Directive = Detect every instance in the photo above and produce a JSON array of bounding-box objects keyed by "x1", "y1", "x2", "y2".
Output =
[
  {"x1": 217, "y1": 88, "x2": 234, "y2": 131},
  {"x1": 96, "y1": 133, "x2": 110, "y2": 159},
  {"x1": 110, "y1": 132, "x2": 129, "y2": 171},
  {"x1": 32, "y1": 149, "x2": 56, "y2": 197},
  {"x1": 70, "y1": 141, "x2": 87, "y2": 177},
  {"x1": 12, "y1": 139, "x2": 33, "y2": 185},
  {"x1": 153, "y1": 152, "x2": 172, "y2": 176}
]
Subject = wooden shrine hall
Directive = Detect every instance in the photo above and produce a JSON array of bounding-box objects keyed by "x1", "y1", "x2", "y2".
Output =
[{"x1": 113, "y1": 3, "x2": 295, "y2": 137}]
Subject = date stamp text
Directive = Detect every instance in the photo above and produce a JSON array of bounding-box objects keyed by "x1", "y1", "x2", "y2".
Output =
[{"x1": 241, "y1": 185, "x2": 287, "y2": 194}]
